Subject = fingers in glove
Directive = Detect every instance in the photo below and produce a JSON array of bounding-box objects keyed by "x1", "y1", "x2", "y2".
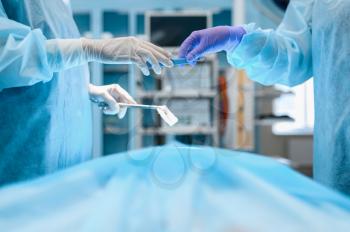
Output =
[
  {"x1": 110, "y1": 84, "x2": 137, "y2": 104},
  {"x1": 134, "y1": 56, "x2": 151, "y2": 76},
  {"x1": 179, "y1": 31, "x2": 200, "y2": 58},
  {"x1": 186, "y1": 41, "x2": 206, "y2": 63},
  {"x1": 139, "y1": 49, "x2": 162, "y2": 75},
  {"x1": 142, "y1": 44, "x2": 174, "y2": 68},
  {"x1": 118, "y1": 106, "x2": 128, "y2": 119},
  {"x1": 102, "y1": 91, "x2": 120, "y2": 115},
  {"x1": 109, "y1": 84, "x2": 136, "y2": 119}
]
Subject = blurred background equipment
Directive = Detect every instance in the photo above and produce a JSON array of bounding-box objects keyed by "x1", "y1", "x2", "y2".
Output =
[{"x1": 132, "y1": 11, "x2": 219, "y2": 148}]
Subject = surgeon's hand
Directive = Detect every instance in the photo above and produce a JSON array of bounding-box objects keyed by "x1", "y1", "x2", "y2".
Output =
[
  {"x1": 179, "y1": 26, "x2": 246, "y2": 63},
  {"x1": 88, "y1": 84, "x2": 137, "y2": 118},
  {"x1": 82, "y1": 37, "x2": 173, "y2": 76}
]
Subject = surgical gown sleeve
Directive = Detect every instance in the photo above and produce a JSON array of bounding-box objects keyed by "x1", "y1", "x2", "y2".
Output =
[
  {"x1": 227, "y1": 0, "x2": 314, "y2": 87},
  {"x1": 0, "y1": 3, "x2": 85, "y2": 90}
]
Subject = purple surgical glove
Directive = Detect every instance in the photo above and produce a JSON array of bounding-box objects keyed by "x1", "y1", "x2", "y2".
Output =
[{"x1": 179, "y1": 26, "x2": 246, "y2": 62}]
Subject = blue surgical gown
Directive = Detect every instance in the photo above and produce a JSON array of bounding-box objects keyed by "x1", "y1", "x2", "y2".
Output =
[
  {"x1": 228, "y1": 0, "x2": 350, "y2": 194},
  {"x1": 0, "y1": 0, "x2": 92, "y2": 185}
]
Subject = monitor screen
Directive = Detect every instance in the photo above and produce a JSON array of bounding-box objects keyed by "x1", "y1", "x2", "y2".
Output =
[{"x1": 150, "y1": 16, "x2": 208, "y2": 47}]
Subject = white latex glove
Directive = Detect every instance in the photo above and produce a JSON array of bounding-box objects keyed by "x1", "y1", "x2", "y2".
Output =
[
  {"x1": 82, "y1": 37, "x2": 173, "y2": 75},
  {"x1": 89, "y1": 84, "x2": 136, "y2": 118},
  {"x1": 47, "y1": 37, "x2": 173, "y2": 75}
]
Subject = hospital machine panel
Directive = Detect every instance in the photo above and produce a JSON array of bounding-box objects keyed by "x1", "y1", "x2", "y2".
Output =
[
  {"x1": 161, "y1": 99, "x2": 211, "y2": 128},
  {"x1": 145, "y1": 11, "x2": 212, "y2": 48},
  {"x1": 162, "y1": 63, "x2": 212, "y2": 92}
]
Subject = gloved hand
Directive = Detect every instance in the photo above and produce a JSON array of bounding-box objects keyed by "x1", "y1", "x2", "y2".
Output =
[
  {"x1": 88, "y1": 84, "x2": 137, "y2": 118},
  {"x1": 179, "y1": 26, "x2": 246, "y2": 63},
  {"x1": 82, "y1": 37, "x2": 173, "y2": 75},
  {"x1": 48, "y1": 37, "x2": 173, "y2": 76}
]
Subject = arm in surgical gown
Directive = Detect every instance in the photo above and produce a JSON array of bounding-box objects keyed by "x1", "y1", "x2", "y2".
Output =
[
  {"x1": 0, "y1": 2, "x2": 83, "y2": 90},
  {"x1": 227, "y1": 0, "x2": 314, "y2": 86}
]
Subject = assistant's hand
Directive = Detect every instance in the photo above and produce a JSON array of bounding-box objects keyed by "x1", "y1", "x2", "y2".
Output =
[
  {"x1": 179, "y1": 26, "x2": 246, "y2": 63},
  {"x1": 89, "y1": 84, "x2": 136, "y2": 118},
  {"x1": 82, "y1": 37, "x2": 173, "y2": 76}
]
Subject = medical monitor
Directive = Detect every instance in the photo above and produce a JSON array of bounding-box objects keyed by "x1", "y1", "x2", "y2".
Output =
[{"x1": 146, "y1": 12, "x2": 212, "y2": 48}]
